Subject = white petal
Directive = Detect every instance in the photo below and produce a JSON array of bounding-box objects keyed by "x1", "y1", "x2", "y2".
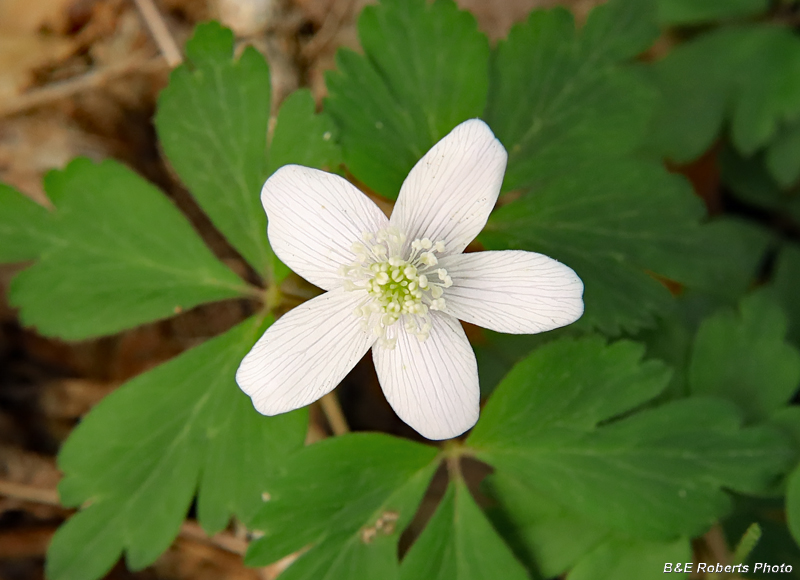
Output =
[
  {"x1": 236, "y1": 288, "x2": 376, "y2": 414},
  {"x1": 438, "y1": 250, "x2": 584, "y2": 334},
  {"x1": 390, "y1": 119, "x2": 507, "y2": 255},
  {"x1": 263, "y1": 165, "x2": 389, "y2": 290},
  {"x1": 373, "y1": 312, "x2": 479, "y2": 440}
]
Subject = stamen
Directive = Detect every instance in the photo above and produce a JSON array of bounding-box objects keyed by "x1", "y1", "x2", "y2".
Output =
[{"x1": 342, "y1": 228, "x2": 452, "y2": 343}]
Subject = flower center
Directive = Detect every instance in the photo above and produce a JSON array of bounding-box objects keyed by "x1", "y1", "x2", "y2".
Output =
[{"x1": 340, "y1": 227, "x2": 452, "y2": 349}]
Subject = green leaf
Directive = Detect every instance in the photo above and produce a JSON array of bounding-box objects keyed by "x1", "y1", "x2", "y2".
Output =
[
  {"x1": 581, "y1": 0, "x2": 659, "y2": 61},
  {"x1": 267, "y1": 89, "x2": 342, "y2": 176},
  {"x1": 485, "y1": 7, "x2": 656, "y2": 192},
  {"x1": 467, "y1": 337, "x2": 795, "y2": 540},
  {"x1": 245, "y1": 433, "x2": 439, "y2": 580},
  {"x1": 689, "y1": 292, "x2": 800, "y2": 423},
  {"x1": 264, "y1": 88, "x2": 343, "y2": 282},
  {"x1": 484, "y1": 471, "x2": 692, "y2": 580},
  {"x1": 480, "y1": 161, "x2": 704, "y2": 334},
  {"x1": 156, "y1": 22, "x2": 274, "y2": 277},
  {"x1": 721, "y1": 146, "x2": 800, "y2": 223},
  {"x1": 48, "y1": 317, "x2": 307, "y2": 580},
  {"x1": 786, "y1": 465, "x2": 800, "y2": 556},
  {"x1": 767, "y1": 119, "x2": 800, "y2": 187},
  {"x1": 484, "y1": 472, "x2": 608, "y2": 577},
  {"x1": 474, "y1": 326, "x2": 577, "y2": 398},
  {"x1": 657, "y1": 0, "x2": 768, "y2": 25},
  {"x1": 400, "y1": 479, "x2": 530, "y2": 580},
  {"x1": 0, "y1": 183, "x2": 52, "y2": 262},
  {"x1": 46, "y1": 502, "x2": 126, "y2": 580},
  {"x1": 634, "y1": 289, "x2": 760, "y2": 403},
  {"x1": 770, "y1": 244, "x2": 800, "y2": 347},
  {"x1": 649, "y1": 26, "x2": 800, "y2": 162},
  {"x1": 634, "y1": 312, "x2": 694, "y2": 400},
  {"x1": 469, "y1": 338, "x2": 671, "y2": 444},
  {"x1": 325, "y1": 0, "x2": 489, "y2": 198},
  {"x1": 568, "y1": 536, "x2": 691, "y2": 580},
  {"x1": 788, "y1": 464, "x2": 800, "y2": 548},
  {"x1": 650, "y1": 217, "x2": 774, "y2": 303},
  {"x1": 719, "y1": 27, "x2": 800, "y2": 155},
  {"x1": 9, "y1": 158, "x2": 250, "y2": 340}
]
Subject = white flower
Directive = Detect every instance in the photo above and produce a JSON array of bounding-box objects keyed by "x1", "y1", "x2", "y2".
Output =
[{"x1": 236, "y1": 119, "x2": 584, "y2": 440}]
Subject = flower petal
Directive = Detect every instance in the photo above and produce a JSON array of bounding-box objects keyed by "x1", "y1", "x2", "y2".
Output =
[
  {"x1": 236, "y1": 288, "x2": 376, "y2": 414},
  {"x1": 438, "y1": 250, "x2": 584, "y2": 334},
  {"x1": 372, "y1": 312, "x2": 479, "y2": 440},
  {"x1": 390, "y1": 119, "x2": 507, "y2": 255},
  {"x1": 263, "y1": 165, "x2": 389, "y2": 290}
]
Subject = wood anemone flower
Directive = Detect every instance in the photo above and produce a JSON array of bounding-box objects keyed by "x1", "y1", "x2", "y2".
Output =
[{"x1": 236, "y1": 119, "x2": 584, "y2": 440}]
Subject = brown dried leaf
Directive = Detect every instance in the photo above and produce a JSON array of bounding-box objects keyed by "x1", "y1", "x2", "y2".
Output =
[
  {"x1": 38, "y1": 379, "x2": 116, "y2": 419},
  {"x1": 0, "y1": 0, "x2": 77, "y2": 34},
  {"x1": 0, "y1": 114, "x2": 109, "y2": 204},
  {"x1": 0, "y1": 34, "x2": 75, "y2": 101}
]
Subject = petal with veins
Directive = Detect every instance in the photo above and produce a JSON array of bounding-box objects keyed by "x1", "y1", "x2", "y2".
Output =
[
  {"x1": 390, "y1": 119, "x2": 507, "y2": 256},
  {"x1": 373, "y1": 312, "x2": 479, "y2": 440},
  {"x1": 236, "y1": 288, "x2": 376, "y2": 415},
  {"x1": 438, "y1": 250, "x2": 584, "y2": 334},
  {"x1": 263, "y1": 165, "x2": 389, "y2": 290}
]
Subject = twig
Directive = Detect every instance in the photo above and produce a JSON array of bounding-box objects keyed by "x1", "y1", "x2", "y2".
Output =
[
  {"x1": 180, "y1": 522, "x2": 303, "y2": 578},
  {"x1": 178, "y1": 520, "x2": 248, "y2": 555},
  {"x1": 319, "y1": 392, "x2": 350, "y2": 435},
  {"x1": 0, "y1": 56, "x2": 166, "y2": 118},
  {"x1": 0, "y1": 478, "x2": 248, "y2": 557},
  {"x1": 133, "y1": 0, "x2": 183, "y2": 67},
  {"x1": 704, "y1": 524, "x2": 731, "y2": 566},
  {"x1": 301, "y1": 0, "x2": 356, "y2": 61},
  {"x1": 0, "y1": 478, "x2": 61, "y2": 506}
]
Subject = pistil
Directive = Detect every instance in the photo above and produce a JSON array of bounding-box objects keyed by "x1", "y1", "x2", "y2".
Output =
[{"x1": 340, "y1": 227, "x2": 452, "y2": 348}]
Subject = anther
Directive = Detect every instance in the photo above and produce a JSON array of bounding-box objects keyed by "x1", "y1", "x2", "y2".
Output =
[
  {"x1": 420, "y1": 252, "x2": 437, "y2": 266},
  {"x1": 342, "y1": 228, "x2": 453, "y2": 344}
]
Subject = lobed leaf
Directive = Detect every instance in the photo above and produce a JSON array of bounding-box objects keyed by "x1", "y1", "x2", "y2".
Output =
[
  {"x1": 325, "y1": 0, "x2": 489, "y2": 198},
  {"x1": 484, "y1": 472, "x2": 608, "y2": 577},
  {"x1": 657, "y1": 0, "x2": 768, "y2": 25},
  {"x1": 0, "y1": 183, "x2": 53, "y2": 263},
  {"x1": 770, "y1": 244, "x2": 800, "y2": 347},
  {"x1": 568, "y1": 536, "x2": 691, "y2": 580},
  {"x1": 789, "y1": 465, "x2": 800, "y2": 549},
  {"x1": 648, "y1": 26, "x2": 800, "y2": 163},
  {"x1": 721, "y1": 146, "x2": 800, "y2": 223},
  {"x1": 9, "y1": 158, "x2": 250, "y2": 340},
  {"x1": 689, "y1": 292, "x2": 800, "y2": 423},
  {"x1": 157, "y1": 23, "x2": 343, "y2": 281},
  {"x1": 580, "y1": 0, "x2": 660, "y2": 62},
  {"x1": 267, "y1": 89, "x2": 342, "y2": 176},
  {"x1": 766, "y1": 119, "x2": 800, "y2": 188},
  {"x1": 156, "y1": 22, "x2": 274, "y2": 277},
  {"x1": 485, "y1": 470, "x2": 692, "y2": 580},
  {"x1": 485, "y1": 5, "x2": 657, "y2": 192},
  {"x1": 400, "y1": 479, "x2": 530, "y2": 580},
  {"x1": 480, "y1": 160, "x2": 705, "y2": 334},
  {"x1": 245, "y1": 433, "x2": 439, "y2": 580},
  {"x1": 648, "y1": 217, "x2": 774, "y2": 303},
  {"x1": 48, "y1": 317, "x2": 307, "y2": 580},
  {"x1": 468, "y1": 337, "x2": 795, "y2": 540}
]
